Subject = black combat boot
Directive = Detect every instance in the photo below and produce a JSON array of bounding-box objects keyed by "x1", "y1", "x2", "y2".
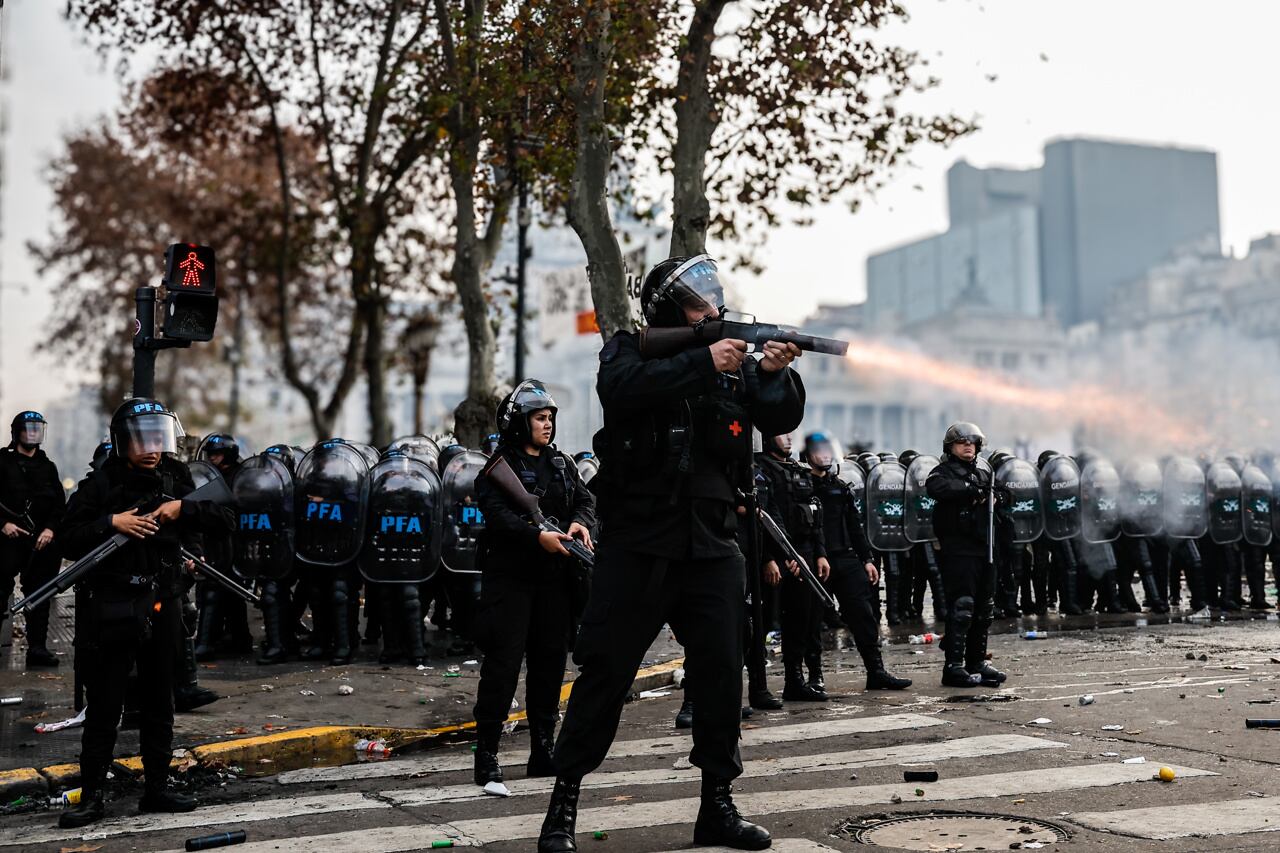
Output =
[
  {"x1": 675, "y1": 696, "x2": 694, "y2": 729},
  {"x1": 884, "y1": 555, "x2": 903, "y2": 626},
  {"x1": 473, "y1": 722, "x2": 503, "y2": 786},
  {"x1": 538, "y1": 776, "x2": 582, "y2": 853},
  {"x1": 1245, "y1": 546, "x2": 1271, "y2": 610},
  {"x1": 193, "y1": 595, "x2": 221, "y2": 661},
  {"x1": 24, "y1": 602, "x2": 59, "y2": 667},
  {"x1": 257, "y1": 583, "x2": 291, "y2": 665},
  {"x1": 859, "y1": 643, "x2": 911, "y2": 690},
  {"x1": 1220, "y1": 546, "x2": 1244, "y2": 611},
  {"x1": 527, "y1": 719, "x2": 557, "y2": 777},
  {"x1": 59, "y1": 788, "x2": 105, "y2": 828},
  {"x1": 964, "y1": 629, "x2": 1006, "y2": 687},
  {"x1": 1057, "y1": 542, "x2": 1083, "y2": 615},
  {"x1": 941, "y1": 630, "x2": 981, "y2": 688},
  {"x1": 804, "y1": 652, "x2": 828, "y2": 699},
  {"x1": 693, "y1": 777, "x2": 772, "y2": 850},
  {"x1": 330, "y1": 575, "x2": 354, "y2": 664},
  {"x1": 747, "y1": 686, "x2": 784, "y2": 710},
  {"x1": 138, "y1": 786, "x2": 197, "y2": 814},
  {"x1": 782, "y1": 660, "x2": 825, "y2": 701}
]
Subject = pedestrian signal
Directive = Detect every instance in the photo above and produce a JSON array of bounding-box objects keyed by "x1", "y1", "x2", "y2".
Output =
[{"x1": 161, "y1": 243, "x2": 219, "y2": 341}]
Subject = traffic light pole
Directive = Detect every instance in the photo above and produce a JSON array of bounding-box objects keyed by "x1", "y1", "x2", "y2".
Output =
[{"x1": 133, "y1": 284, "x2": 190, "y2": 399}]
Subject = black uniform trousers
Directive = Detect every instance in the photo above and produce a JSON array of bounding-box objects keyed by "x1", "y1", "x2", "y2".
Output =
[
  {"x1": 1, "y1": 541, "x2": 60, "y2": 649},
  {"x1": 553, "y1": 544, "x2": 745, "y2": 781},
  {"x1": 939, "y1": 551, "x2": 995, "y2": 633},
  {"x1": 473, "y1": 568, "x2": 571, "y2": 728},
  {"x1": 779, "y1": 547, "x2": 821, "y2": 667},
  {"x1": 78, "y1": 594, "x2": 181, "y2": 790},
  {"x1": 826, "y1": 553, "x2": 879, "y2": 653}
]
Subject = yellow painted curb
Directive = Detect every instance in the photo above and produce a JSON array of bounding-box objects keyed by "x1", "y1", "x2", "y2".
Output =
[
  {"x1": 39, "y1": 763, "x2": 81, "y2": 790},
  {"x1": 0, "y1": 767, "x2": 46, "y2": 798}
]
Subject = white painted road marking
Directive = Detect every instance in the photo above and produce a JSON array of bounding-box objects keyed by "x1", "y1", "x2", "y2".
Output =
[
  {"x1": 382, "y1": 734, "x2": 1067, "y2": 806},
  {"x1": 276, "y1": 712, "x2": 946, "y2": 785},
  {"x1": 1071, "y1": 796, "x2": 1280, "y2": 840},
  {"x1": 446, "y1": 762, "x2": 1215, "y2": 844}
]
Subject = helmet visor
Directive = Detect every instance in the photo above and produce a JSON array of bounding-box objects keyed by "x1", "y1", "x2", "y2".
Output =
[
  {"x1": 512, "y1": 381, "x2": 557, "y2": 414},
  {"x1": 121, "y1": 414, "x2": 180, "y2": 455},
  {"x1": 17, "y1": 422, "x2": 46, "y2": 445},
  {"x1": 806, "y1": 438, "x2": 838, "y2": 471},
  {"x1": 654, "y1": 255, "x2": 724, "y2": 319}
]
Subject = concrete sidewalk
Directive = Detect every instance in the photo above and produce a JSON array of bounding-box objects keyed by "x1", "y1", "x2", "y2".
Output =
[{"x1": 0, "y1": 592, "x2": 686, "y2": 799}]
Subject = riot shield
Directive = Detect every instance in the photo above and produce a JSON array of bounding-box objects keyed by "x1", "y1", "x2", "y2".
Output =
[
  {"x1": 1081, "y1": 458, "x2": 1122, "y2": 544},
  {"x1": 575, "y1": 455, "x2": 600, "y2": 485},
  {"x1": 294, "y1": 439, "x2": 371, "y2": 566},
  {"x1": 903, "y1": 454, "x2": 940, "y2": 544},
  {"x1": 1162, "y1": 457, "x2": 1208, "y2": 539},
  {"x1": 866, "y1": 459, "x2": 909, "y2": 552},
  {"x1": 348, "y1": 442, "x2": 382, "y2": 469},
  {"x1": 358, "y1": 455, "x2": 443, "y2": 583},
  {"x1": 386, "y1": 435, "x2": 440, "y2": 472},
  {"x1": 1240, "y1": 464, "x2": 1273, "y2": 547},
  {"x1": 185, "y1": 459, "x2": 235, "y2": 506},
  {"x1": 441, "y1": 450, "x2": 489, "y2": 575},
  {"x1": 1205, "y1": 460, "x2": 1243, "y2": 545},
  {"x1": 996, "y1": 457, "x2": 1044, "y2": 543},
  {"x1": 837, "y1": 462, "x2": 867, "y2": 525},
  {"x1": 1120, "y1": 459, "x2": 1164, "y2": 537},
  {"x1": 1039, "y1": 455, "x2": 1082, "y2": 541},
  {"x1": 232, "y1": 454, "x2": 295, "y2": 580}
]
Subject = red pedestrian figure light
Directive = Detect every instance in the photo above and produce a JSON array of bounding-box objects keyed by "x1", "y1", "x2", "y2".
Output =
[{"x1": 178, "y1": 251, "x2": 205, "y2": 288}]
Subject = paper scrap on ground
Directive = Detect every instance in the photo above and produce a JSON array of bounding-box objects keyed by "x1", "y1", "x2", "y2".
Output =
[
  {"x1": 638, "y1": 690, "x2": 672, "y2": 698},
  {"x1": 483, "y1": 781, "x2": 511, "y2": 798},
  {"x1": 35, "y1": 706, "x2": 87, "y2": 734}
]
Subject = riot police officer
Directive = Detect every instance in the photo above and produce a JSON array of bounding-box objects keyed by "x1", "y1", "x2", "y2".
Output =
[
  {"x1": 0, "y1": 412, "x2": 65, "y2": 668},
  {"x1": 57, "y1": 399, "x2": 235, "y2": 828},
  {"x1": 756, "y1": 432, "x2": 831, "y2": 701},
  {"x1": 193, "y1": 434, "x2": 252, "y2": 659},
  {"x1": 472, "y1": 380, "x2": 596, "y2": 789},
  {"x1": 803, "y1": 433, "x2": 910, "y2": 690},
  {"x1": 925, "y1": 422, "x2": 1003, "y2": 689},
  {"x1": 537, "y1": 255, "x2": 804, "y2": 853}
]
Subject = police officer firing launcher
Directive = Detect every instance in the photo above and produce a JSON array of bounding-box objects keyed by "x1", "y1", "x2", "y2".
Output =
[{"x1": 536, "y1": 255, "x2": 806, "y2": 853}]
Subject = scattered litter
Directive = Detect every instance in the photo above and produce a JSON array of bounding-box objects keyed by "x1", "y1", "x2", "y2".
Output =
[
  {"x1": 184, "y1": 829, "x2": 247, "y2": 850},
  {"x1": 1157, "y1": 767, "x2": 1176, "y2": 782},
  {"x1": 258, "y1": 684, "x2": 274, "y2": 693},
  {"x1": 59, "y1": 844, "x2": 103, "y2": 853},
  {"x1": 1012, "y1": 798, "x2": 1026, "y2": 804},
  {"x1": 889, "y1": 793, "x2": 902, "y2": 804},
  {"x1": 49, "y1": 788, "x2": 81, "y2": 807},
  {"x1": 672, "y1": 756, "x2": 692, "y2": 770},
  {"x1": 262, "y1": 723, "x2": 287, "y2": 731},
  {"x1": 1101, "y1": 725, "x2": 1124, "y2": 731},
  {"x1": 1185, "y1": 653, "x2": 1196, "y2": 660},
  {"x1": 35, "y1": 707, "x2": 87, "y2": 734},
  {"x1": 592, "y1": 831, "x2": 608, "y2": 841},
  {"x1": 1199, "y1": 654, "x2": 1209, "y2": 662},
  {"x1": 1247, "y1": 791, "x2": 1266, "y2": 798},
  {"x1": 672, "y1": 667, "x2": 686, "y2": 688},
  {"x1": 430, "y1": 843, "x2": 455, "y2": 850},
  {"x1": 227, "y1": 727, "x2": 249, "y2": 735},
  {"x1": 416, "y1": 664, "x2": 430, "y2": 671},
  {"x1": 1245, "y1": 719, "x2": 1280, "y2": 729},
  {"x1": 337, "y1": 685, "x2": 355, "y2": 695},
  {"x1": 1218, "y1": 687, "x2": 1226, "y2": 695},
  {"x1": 354, "y1": 738, "x2": 391, "y2": 758},
  {"x1": 447, "y1": 664, "x2": 461, "y2": 673},
  {"x1": 1022, "y1": 631, "x2": 1048, "y2": 640},
  {"x1": 1246, "y1": 699, "x2": 1275, "y2": 705},
  {"x1": 914, "y1": 788, "x2": 925, "y2": 797},
  {"x1": 1099, "y1": 752, "x2": 1119, "y2": 758},
  {"x1": 848, "y1": 773, "x2": 858, "y2": 780},
  {"x1": 482, "y1": 781, "x2": 511, "y2": 798},
  {"x1": 638, "y1": 690, "x2": 671, "y2": 699},
  {"x1": 912, "y1": 650, "x2": 924, "y2": 655},
  {"x1": 1179, "y1": 694, "x2": 1186, "y2": 699},
  {"x1": 298, "y1": 690, "x2": 316, "y2": 697},
  {"x1": 1078, "y1": 695, "x2": 1095, "y2": 706},
  {"x1": 444, "y1": 672, "x2": 460, "y2": 678},
  {"x1": 1222, "y1": 664, "x2": 1249, "y2": 671},
  {"x1": 1122, "y1": 756, "x2": 1146, "y2": 764},
  {"x1": 464, "y1": 660, "x2": 479, "y2": 666},
  {"x1": 1271, "y1": 657, "x2": 1280, "y2": 664},
  {"x1": 907, "y1": 633, "x2": 937, "y2": 645},
  {"x1": 257, "y1": 758, "x2": 273, "y2": 764},
  {"x1": 0, "y1": 697, "x2": 21, "y2": 706},
  {"x1": 1122, "y1": 689, "x2": 1135, "y2": 694},
  {"x1": 903, "y1": 770, "x2": 938, "y2": 783},
  {"x1": 1027, "y1": 718, "x2": 1052, "y2": 726}
]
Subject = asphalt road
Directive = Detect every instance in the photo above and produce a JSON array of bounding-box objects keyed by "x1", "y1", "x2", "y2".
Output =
[{"x1": 4, "y1": 616, "x2": 1279, "y2": 852}]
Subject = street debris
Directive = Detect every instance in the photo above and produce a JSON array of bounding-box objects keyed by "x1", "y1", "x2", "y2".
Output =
[
  {"x1": 35, "y1": 707, "x2": 87, "y2": 734},
  {"x1": 1078, "y1": 695, "x2": 1095, "y2": 706},
  {"x1": 1027, "y1": 718, "x2": 1052, "y2": 726},
  {"x1": 482, "y1": 781, "x2": 511, "y2": 798},
  {"x1": 337, "y1": 685, "x2": 355, "y2": 695},
  {"x1": 638, "y1": 690, "x2": 671, "y2": 698}
]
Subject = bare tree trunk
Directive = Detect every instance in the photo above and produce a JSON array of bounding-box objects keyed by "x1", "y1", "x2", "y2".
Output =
[
  {"x1": 566, "y1": 0, "x2": 631, "y2": 340},
  {"x1": 361, "y1": 295, "x2": 391, "y2": 446},
  {"x1": 669, "y1": 0, "x2": 729, "y2": 257}
]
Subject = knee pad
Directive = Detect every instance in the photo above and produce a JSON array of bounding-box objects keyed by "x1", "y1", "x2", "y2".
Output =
[{"x1": 952, "y1": 595, "x2": 975, "y2": 629}]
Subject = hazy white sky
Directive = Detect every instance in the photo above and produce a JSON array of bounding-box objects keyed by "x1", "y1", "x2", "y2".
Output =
[{"x1": 2, "y1": 0, "x2": 1278, "y2": 413}]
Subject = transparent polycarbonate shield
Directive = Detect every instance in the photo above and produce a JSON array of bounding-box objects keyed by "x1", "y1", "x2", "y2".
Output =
[
  {"x1": 1205, "y1": 460, "x2": 1243, "y2": 545},
  {"x1": 903, "y1": 454, "x2": 940, "y2": 544},
  {"x1": 232, "y1": 454, "x2": 295, "y2": 580},
  {"x1": 359, "y1": 455, "x2": 443, "y2": 583},
  {"x1": 294, "y1": 440, "x2": 371, "y2": 566},
  {"x1": 441, "y1": 450, "x2": 489, "y2": 575},
  {"x1": 1081, "y1": 458, "x2": 1122, "y2": 544},
  {"x1": 996, "y1": 457, "x2": 1044, "y2": 544},
  {"x1": 837, "y1": 462, "x2": 867, "y2": 525},
  {"x1": 866, "y1": 460, "x2": 910, "y2": 552},
  {"x1": 386, "y1": 435, "x2": 441, "y2": 472},
  {"x1": 1240, "y1": 463, "x2": 1273, "y2": 547},
  {"x1": 575, "y1": 455, "x2": 600, "y2": 485},
  {"x1": 1039, "y1": 455, "x2": 1082, "y2": 541},
  {"x1": 1163, "y1": 457, "x2": 1208, "y2": 540},
  {"x1": 1120, "y1": 459, "x2": 1164, "y2": 537}
]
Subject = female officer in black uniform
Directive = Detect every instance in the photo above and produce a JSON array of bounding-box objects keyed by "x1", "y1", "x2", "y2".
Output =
[{"x1": 472, "y1": 380, "x2": 596, "y2": 790}]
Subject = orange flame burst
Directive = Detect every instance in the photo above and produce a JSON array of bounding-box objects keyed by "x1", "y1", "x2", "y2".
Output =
[{"x1": 843, "y1": 340, "x2": 1209, "y2": 448}]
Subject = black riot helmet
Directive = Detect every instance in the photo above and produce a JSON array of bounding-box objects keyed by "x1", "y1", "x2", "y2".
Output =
[
  {"x1": 856, "y1": 451, "x2": 880, "y2": 473},
  {"x1": 199, "y1": 433, "x2": 242, "y2": 469},
  {"x1": 90, "y1": 439, "x2": 112, "y2": 471},
  {"x1": 10, "y1": 411, "x2": 47, "y2": 448},
  {"x1": 1037, "y1": 449, "x2": 1060, "y2": 470},
  {"x1": 481, "y1": 433, "x2": 501, "y2": 456},
  {"x1": 765, "y1": 433, "x2": 793, "y2": 459},
  {"x1": 801, "y1": 432, "x2": 839, "y2": 472},
  {"x1": 898, "y1": 449, "x2": 919, "y2": 468},
  {"x1": 942, "y1": 421, "x2": 986, "y2": 455},
  {"x1": 496, "y1": 379, "x2": 558, "y2": 447},
  {"x1": 109, "y1": 398, "x2": 184, "y2": 458},
  {"x1": 640, "y1": 254, "x2": 726, "y2": 328},
  {"x1": 439, "y1": 443, "x2": 469, "y2": 471}
]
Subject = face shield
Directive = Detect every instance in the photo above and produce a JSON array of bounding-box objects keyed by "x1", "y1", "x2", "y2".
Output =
[
  {"x1": 648, "y1": 255, "x2": 725, "y2": 322},
  {"x1": 121, "y1": 413, "x2": 182, "y2": 456},
  {"x1": 17, "y1": 422, "x2": 46, "y2": 445},
  {"x1": 806, "y1": 437, "x2": 839, "y2": 472}
]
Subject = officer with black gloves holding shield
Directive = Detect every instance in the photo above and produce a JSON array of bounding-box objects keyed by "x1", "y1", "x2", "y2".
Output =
[
  {"x1": 536, "y1": 255, "x2": 804, "y2": 853},
  {"x1": 925, "y1": 422, "x2": 1006, "y2": 689},
  {"x1": 803, "y1": 433, "x2": 911, "y2": 691},
  {"x1": 471, "y1": 379, "x2": 596, "y2": 792},
  {"x1": 56, "y1": 399, "x2": 235, "y2": 828},
  {"x1": 0, "y1": 412, "x2": 65, "y2": 668}
]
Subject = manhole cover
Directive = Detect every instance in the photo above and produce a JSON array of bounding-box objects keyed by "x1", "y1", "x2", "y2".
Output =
[{"x1": 843, "y1": 812, "x2": 1068, "y2": 850}]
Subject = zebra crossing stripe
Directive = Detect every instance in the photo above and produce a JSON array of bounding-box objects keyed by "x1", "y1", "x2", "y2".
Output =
[
  {"x1": 1069, "y1": 796, "x2": 1280, "y2": 840},
  {"x1": 276, "y1": 712, "x2": 946, "y2": 785},
  {"x1": 0, "y1": 792, "x2": 390, "y2": 849},
  {"x1": 382, "y1": 734, "x2": 1067, "y2": 807},
  {"x1": 153, "y1": 822, "x2": 472, "y2": 853},
  {"x1": 660, "y1": 841, "x2": 840, "y2": 853},
  {"x1": 447, "y1": 762, "x2": 1215, "y2": 844}
]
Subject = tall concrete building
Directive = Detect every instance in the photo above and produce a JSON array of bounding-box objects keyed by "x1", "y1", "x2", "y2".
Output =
[{"x1": 867, "y1": 137, "x2": 1222, "y2": 330}]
